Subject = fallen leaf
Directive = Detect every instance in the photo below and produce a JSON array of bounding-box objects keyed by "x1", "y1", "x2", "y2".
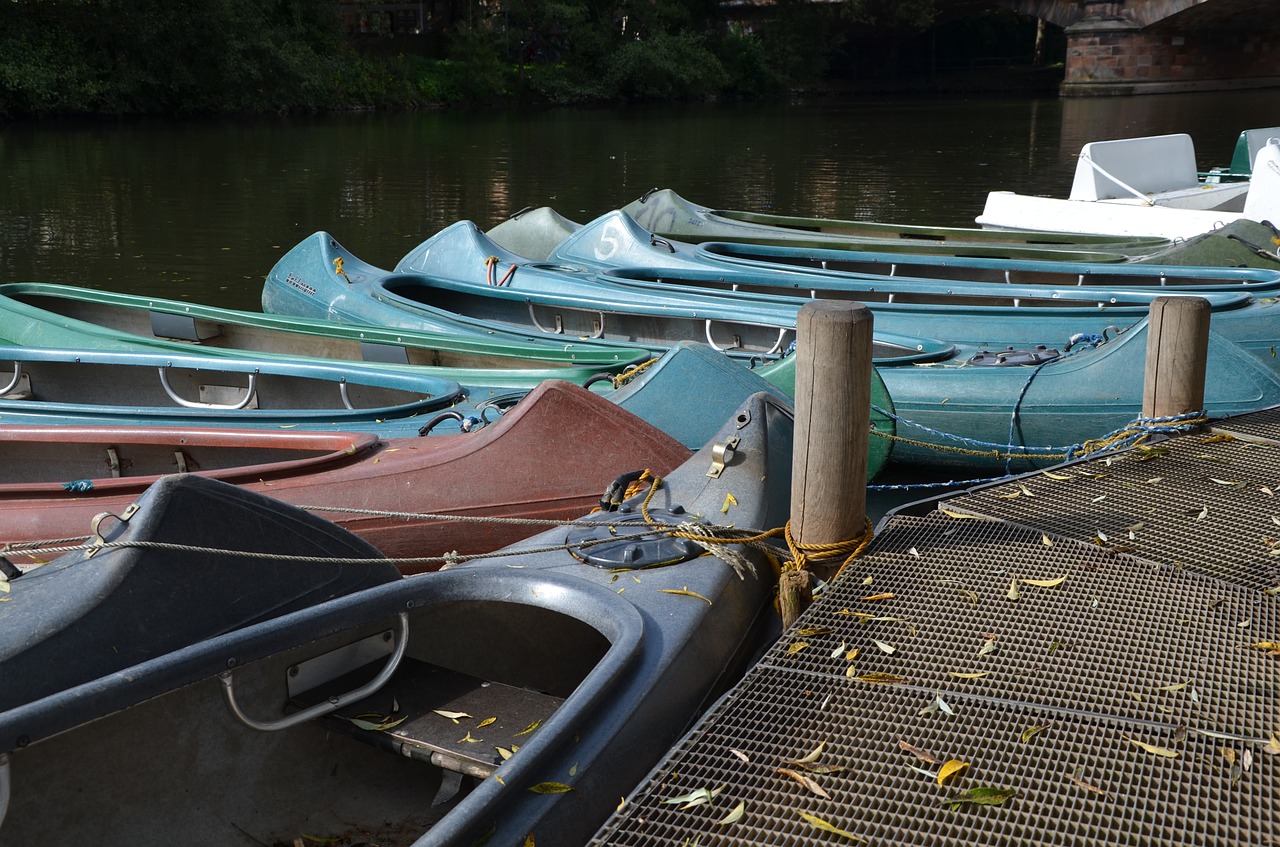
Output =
[
  {"x1": 949, "y1": 671, "x2": 991, "y2": 680},
  {"x1": 937, "y1": 760, "x2": 969, "y2": 785},
  {"x1": 515, "y1": 720, "x2": 541, "y2": 737},
  {"x1": 791, "y1": 741, "x2": 826, "y2": 764},
  {"x1": 853, "y1": 672, "x2": 907, "y2": 684},
  {"x1": 1041, "y1": 534, "x2": 1053, "y2": 547},
  {"x1": 898, "y1": 739, "x2": 944, "y2": 765},
  {"x1": 348, "y1": 714, "x2": 407, "y2": 731},
  {"x1": 1066, "y1": 767, "x2": 1106, "y2": 796},
  {"x1": 796, "y1": 626, "x2": 834, "y2": 637},
  {"x1": 496, "y1": 747, "x2": 514, "y2": 760},
  {"x1": 831, "y1": 641, "x2": 848, "y2": 659},
  {"x1": 716, "y1": 800, "x2": 745, "y2": 825},
  {"x1": 660, "y1": 587, "x2": 712, "y2": 605},
  {"x1": 1159, "y1": 680, "x2": 1192, "y2": 692},
  {"x1": 797, "y1": 811, "x2": 864, "y2": 842},
  {"x1": 730, "y1": 748, "x2": 750, "y2": 763},
  {"x1": 477, "y1": 717, "x2": 497, "y2": 728},
  {"x1": 661, "y1": 786, "x2": 722, "y2": 808},
  {"x1": 787, "y1": 642, "x2": 809, "y2": 655},
  {"x1": 859, "y1": 593, "x2": 895, "y2": 602},
  {"x1": 720, "y1": 492, "x2": 737, "y2": 514},
  {"x1": 871, "y1": 638, "x2": 896, "y2": 654},
  {"x1": 977, "y1": 636, "x2": 999, "y2": 657},
  {"x1": 1007, "y1": 578, "x2": 1021, "y2": 601},
  {"x1": 528, "y1": 782, "x2": 575, "y2": 794},
  {"x1": 957, "y1": 589, "x2": 979, "y2": 606},
  {"x1": 940, "y1": 787, "x2": 1016, "y2": 810},
  {"x1": 1020, "y1": 575, "x2": 1067, "y2": 588},
  {"x1": 777, "y1": 768, "x2": 830, "y2": 799},
  {"x1": 1122, "y1": 734, "x2": 1179, "y2": 758},
  {"x1": 433, "y1": 710, "x2": 472, "y2": 723},
  {"x1": 1262, "y1": 732, "x2": 1280, "y2": 755},
  {"x1": 458, "y1": 731, "x2": 480, "y2": 743},
  {"x1": 1020, "y1": 725, "x2": 1046, "y2": 743},
  {"x1": 1041, "y1": 470, "x2": 1073, "y2": 480}
]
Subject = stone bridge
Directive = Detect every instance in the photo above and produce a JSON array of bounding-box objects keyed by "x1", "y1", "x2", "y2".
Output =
[{"x1": 986, "y1": 0, "x2": 1280, "y2": 94}]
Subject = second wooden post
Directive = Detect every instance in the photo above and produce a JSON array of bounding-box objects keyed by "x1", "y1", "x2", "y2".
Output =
[{"x1": 1143, "y1": 296, "x2": 1210, "y2": 420}]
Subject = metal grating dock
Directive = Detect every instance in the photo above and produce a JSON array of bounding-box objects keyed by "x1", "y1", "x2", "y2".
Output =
[{"x1": 591, "y1": 413, "x2": 1280, "y2": 846}]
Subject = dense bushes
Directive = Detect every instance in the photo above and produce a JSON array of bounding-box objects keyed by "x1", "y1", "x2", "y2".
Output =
[{"x1": 0, "y1": 0, "x2": 1046, "y2": 116}]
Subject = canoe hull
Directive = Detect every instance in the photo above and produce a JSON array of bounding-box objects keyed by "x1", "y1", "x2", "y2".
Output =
[
  {"x1": 0, "y1": 380, "x2": 692, "y2": 570},
  {"x1": 0, "y1": 392, "x2": 793, "y2": 847}
]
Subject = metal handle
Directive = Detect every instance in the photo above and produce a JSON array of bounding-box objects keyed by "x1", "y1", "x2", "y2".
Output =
[
  {"x1": 0, "y1": 362, "x2": 22, "y2": 396},
  {"x1": 219, "y1": 613, "x2": 409, "y2": 732},
  {"x1": 158, "y1": 367, "x2": 257, "y2": 410}
]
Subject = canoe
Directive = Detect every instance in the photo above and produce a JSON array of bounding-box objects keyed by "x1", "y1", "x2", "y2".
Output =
[
  {"x1": 616, "y1": 188, "x2": 1170, "y2": 261},
  {"x1": 0, "y1": 390, "x2": 793, "y2": 847},
  {"x1": 879, "y1": 315, "x2": 1280, "y2": 474},
  {"x1": 483, "y1": 206, "x2": 1280, "y2": 367},
  {"x1": 0, "y1": 379, "x2": 693, "y2": 570},
  {"x1": 978, "y1": 131, "x2": 1280, "y2": 239},
  {"x1": 492, "y1": 205, "x2": 1280, "y2": 286},
  {"x1": 0, "y1": 283, "x2": 876, "y2": 461},
  {"x1": 0, "y1": 345, "x2": 465, "y2": 437},
  {"x1": 263, "y1": 229, "x2": 957, "y2": 369},
  {"x1": 0, "y1": 280, "x2": 650, "y2": 398}
]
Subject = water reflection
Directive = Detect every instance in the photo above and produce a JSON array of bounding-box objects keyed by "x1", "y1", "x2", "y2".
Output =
[{"x1": 3, "y1": 90, "x2": 1280, "y2": 311}]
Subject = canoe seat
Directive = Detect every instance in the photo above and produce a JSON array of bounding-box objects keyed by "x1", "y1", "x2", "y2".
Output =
[{"x1": 293, "y1": 657, "x2": 564, "y2": 780}]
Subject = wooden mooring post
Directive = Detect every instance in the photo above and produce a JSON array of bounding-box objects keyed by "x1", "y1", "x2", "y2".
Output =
[
  {"x1": 1143, "y1": 296, "x2": 1210, "y2": 420},
  {"x1": 780, "y1": 301, "x2": 873, "y2": 629}
]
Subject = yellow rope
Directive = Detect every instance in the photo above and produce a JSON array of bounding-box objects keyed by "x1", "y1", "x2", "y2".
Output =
[
  {"x1": 610, "y1": 357, "x2": 659, "y2": 388},
  {"x1": 781, "y1": 517, "x2": 874, "y2": 580}
]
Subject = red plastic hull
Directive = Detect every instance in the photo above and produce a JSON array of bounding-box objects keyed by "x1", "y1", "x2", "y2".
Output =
[{"x1": 0, "y1": 380, "x2": 692, "y2": 574}]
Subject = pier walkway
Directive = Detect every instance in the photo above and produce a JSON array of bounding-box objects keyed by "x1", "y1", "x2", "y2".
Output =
[{"x1": 590, "y1": 405, "x2": 1279, "y2": 844}]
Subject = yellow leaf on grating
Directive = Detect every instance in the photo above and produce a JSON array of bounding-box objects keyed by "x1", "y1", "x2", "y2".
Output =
[
  {"x1": 937, "y1": 759, "x2": 969, "y2": 786},
  {"x1": 1122, "y1": 734, "x2": 1179, "y2": 758}
]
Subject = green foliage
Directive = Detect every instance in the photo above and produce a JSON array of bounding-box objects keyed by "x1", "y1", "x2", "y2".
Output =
[
  {"x1": 605, "y1": 31, "x2": 729, "y2": 101},
  {"x1": 0, "y1": 0, "x2": 1051, "y2": 115}
]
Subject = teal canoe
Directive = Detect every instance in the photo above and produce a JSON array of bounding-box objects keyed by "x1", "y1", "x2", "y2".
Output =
[
  {"x1": 0, "y1": 282, "x2": 890, "y2": 471},
  {"x1": 617, "y1": 188, "x2": 1171, "y2": 261},
  {"x1": 481, "y1": 207, "x2": 1280, "y2": 369},
  {"x1": 0, "y1": 345, "x2": 462, "y2": 437}
]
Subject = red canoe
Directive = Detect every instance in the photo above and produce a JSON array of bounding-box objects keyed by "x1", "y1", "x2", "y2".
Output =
[{"x1": 0, "y1": 380, "x2": 692, "y2": 573}]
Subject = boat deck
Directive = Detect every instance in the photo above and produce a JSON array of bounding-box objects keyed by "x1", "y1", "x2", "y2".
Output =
[{"x1": 590, "y1": 407, "x2": 1280, "y2": 845}]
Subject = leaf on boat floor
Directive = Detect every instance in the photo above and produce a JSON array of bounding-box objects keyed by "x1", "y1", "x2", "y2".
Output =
[
  {"x1": 977, "y1": 635, "x2": 999, "y2": 657},
  {"x1": 431, "y1": 709, "x2": 471, "y2": 723},
  {"x1": 1158, "y1": 680, "x2": 1192, "y2": 692},
  {"x1": 347, "y1": 714, "x2": 407, "y2": 731},
  {"x1": 797, "y1": 811, "x2": 864, "y2": 842},
  {"x1": 777, "y1": 768, "x2": 830, "y2": 799},
  {"x1": 1122, "y1": 734, "x2": 1179, "y2": 758},
  {"x1": 787, "y1": 642, "x2": 809, "y2": 655},
  {"x1": 859, "y1": 592, "x2": 895, "y2": 602},
  {"x1": 528, "y1": 782, "x2": 575, "y2": 794},
  {"x1": 1006, "y1": 579, "x2": 1021, "y2": 601},
  {"x1": 871, "y1": 638, "x2": 896, "y2": 654},
  {"x1": 730, "y1": 748, "x2": 751, "y2": 763},
  {"x1": 948, "y1": 671, "x2": 990, "y2": 680},
  {"x1": 515, "y1": 720, "x2": 541, "y2": 737},
  {"x1": 1249, "y1": 641, "x2": 1280, "y2": 655},
  {"x1": 852, "y1": 672, "x2": 907, "y2": 684},
  {"x1": 940, "y1": 787, "x2": 1016, "y2": 810},
  {"x1": 797, "y1": 625, "x2": 834, "y2": 637},
  {"x1": 660, "y1": 587, "x2": 712, "y2": 605}
]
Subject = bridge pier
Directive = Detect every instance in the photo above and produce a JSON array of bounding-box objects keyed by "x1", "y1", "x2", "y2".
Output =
[{"x1": 1060, "y1": 0, "x2": 1280, "y2": 96}]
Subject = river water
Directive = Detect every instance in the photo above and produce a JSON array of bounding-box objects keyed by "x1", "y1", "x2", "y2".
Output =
[{"x1": 5, "y1": 88, "x2": 1280, "y2": 313}]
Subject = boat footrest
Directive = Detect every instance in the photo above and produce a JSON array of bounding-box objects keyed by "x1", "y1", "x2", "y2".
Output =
[{"x1": 293, "y1": 658, "x2": 564, "y2": 779}]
